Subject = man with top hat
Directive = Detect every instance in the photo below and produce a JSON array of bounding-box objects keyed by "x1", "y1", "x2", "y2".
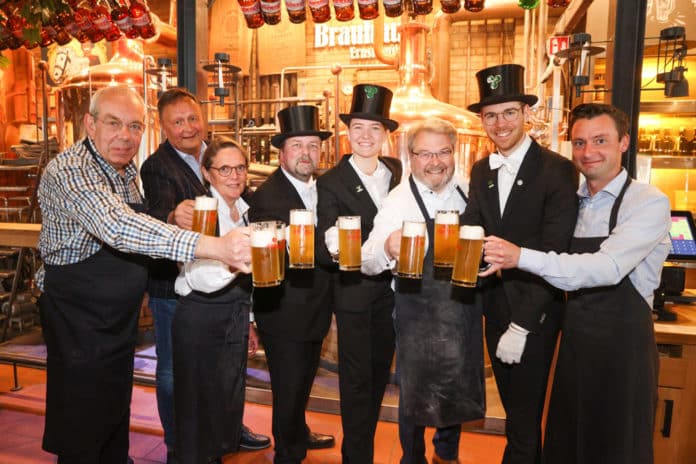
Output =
[
  {"x1": 461, "y1": 63, "x2": 578, "y2": 464},
  {"x1": 316, "y1": 84, "x2": 402, "y2": 463},
  {"x1": 362, "y1": 117, "x2": 485, "y2": 464},
  {"x1": 248, "y1": 105, "x2": 336, "y2": 464}
]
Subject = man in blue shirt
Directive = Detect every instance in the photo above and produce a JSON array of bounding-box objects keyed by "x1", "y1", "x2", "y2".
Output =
[{"x1": 482, "y1": 103, "x2": 670, "y2": 464}]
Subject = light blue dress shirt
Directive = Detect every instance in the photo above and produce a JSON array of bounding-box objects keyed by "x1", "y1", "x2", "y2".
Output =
[{"x1": 518, "y1": 169, "x2": 671, "y2": 306}]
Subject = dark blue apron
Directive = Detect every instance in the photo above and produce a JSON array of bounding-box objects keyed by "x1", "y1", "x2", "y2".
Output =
[
  {"x1": 394, "y1": 176, "x2": 485, "y2": 427},
  {"x1": 544, "y1": 176, "x2": 659, "y2": 464},
  {"x1": 39, "y1": 141, "x2": 149, "y2": 457}
]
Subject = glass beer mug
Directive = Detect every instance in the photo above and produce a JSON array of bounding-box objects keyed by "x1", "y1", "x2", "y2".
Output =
[
  {"x1": 288, "y1": 209, "x2": 315, "y2": 269},
  {"x1": 338, "y1": 216, "x2": 361, "y2": 271},
  {"x1": 397, "y1": 220, "x2": 426, "y2": 279},
  {"x1": 451, "y1": 225, "x2": 485, "y2": 287},
  {"x1": 192, "y1": 196, "x2": 218, "y2": 236},
  {"x1": 434, "y1": 210, "x2": 460, "y2": 267},
  {"x1": 251, "y1": 221, "x2": 281, "y2": 287}
]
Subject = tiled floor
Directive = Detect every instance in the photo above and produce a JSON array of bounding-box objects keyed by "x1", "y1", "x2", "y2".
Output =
[{"x1": 0, "y1": 364, "x2": 506, "y2": 463}]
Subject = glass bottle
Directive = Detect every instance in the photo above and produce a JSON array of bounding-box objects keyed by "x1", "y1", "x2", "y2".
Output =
[
  {"x1": 689, "y1": 129, "x2": 696, "y2": 156},
  {"x1": 412, "y1": 0, "x2": 433, "y2": 15},
  {"x1": 129, "y1": 0, "x2": 157, "y2": 39},
  {"x1": 260, "y1": 0, "x2": 282, "y2": 25},
  {"x1": 48, "y1": 16, "x2": 74, "y2": 46},
  {"x1": 91, "y1": 0, "x2": 122, "y2": 41},
  {"x1": 660, "y1": 129, "x2": 676, "y2": 155},
  {"x1": 357, "y1": 0, "x2": 379, "y2": 19},
  {"x1": 334, "y1": 0, "x2": 355, "y2": 21},
  {"x1": 462, "y1": 0, "x2": 482, "y2": 12},
  {"x1": 60, "y1": 11, "x2": 89, "y2": 42},
  {"x1": 678, "y1": 128, "x2": 689, "y2": 156},
  {"x1": 383, "y1": 0, "x2": 403, "y2": 17},
  {"x1": 111, "y1": 0, "x2": 139, "y2": 39},
  {"x1": 518, "y1": 0, "x2": 540, "y2": 9},
  {"x1": 309, "y1": 0, "x2": 331, "y2": 23},
  {"x1": 71, "y1": 0, "x2": 105, "y2": 43},
  {"x1": 238, "y1": 0, "x2": 265, "y2": 28},
  {"x1": 285, "y1": 0, "x2": 307, "y2": 24},
  {"x1": 547, "y1": 0, "x2": 569, "y2": 6},
  {"x1": 637, "y1": 128, "x2": 652, "y2": 153}
]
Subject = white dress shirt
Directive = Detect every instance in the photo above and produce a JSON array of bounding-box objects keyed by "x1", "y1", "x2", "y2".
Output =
[
  {"x1": 348, "y1": 155, "x2": 392, "y2": 209},
  {"x1": 361, "y1": 175, "x2": 468, "y2": 276},
  {"x1": 490, "y1": 135, "x2": 532, "y2": 214},
  {"x1": 281, "y1": 167, "x2": 317, "y2": 216},
  {"x1": 174, "y1": 186, "x2": 249, "y2": 296},
  {"x1": 518, "y1": 169, "x2": 671, "y2": 306}
]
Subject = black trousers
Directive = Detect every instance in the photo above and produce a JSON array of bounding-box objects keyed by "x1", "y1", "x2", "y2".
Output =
[
  {"x1": 335, "y1": 300, "x2": 395, "y2": 464},
  {"x1": 485, "y1": 311, "x2": 561, "y2": 464},
  {"x1": 260, "y1": 332, "x2": 323, "y2": 464}
]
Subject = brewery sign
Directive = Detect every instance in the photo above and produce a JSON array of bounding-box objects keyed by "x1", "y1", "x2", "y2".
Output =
[{"x1": 314, "y1": 22, "x2": 401, "y2": 60}]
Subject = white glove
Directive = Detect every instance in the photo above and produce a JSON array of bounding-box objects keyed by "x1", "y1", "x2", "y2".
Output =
[
  {"x1": 496, "y1": 322, "x2": 529, "y2": 364},
  {"x1": 174, "y1": 259, "x2": 236, "y2": 296},
  {"x1": 324, "y1": 225, "x2": 339, "y2": 259}
]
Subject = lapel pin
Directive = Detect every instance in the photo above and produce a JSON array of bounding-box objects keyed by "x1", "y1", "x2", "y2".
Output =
[
  {"x1": 487, "y1": 180, "x2": 495, "y2": 189},
  {"x1": 356, "y1": 185, "x2": 364, "y2": 193},
  {"x1": 516, "y1": 179, "x2": 523, "y2": 186}
]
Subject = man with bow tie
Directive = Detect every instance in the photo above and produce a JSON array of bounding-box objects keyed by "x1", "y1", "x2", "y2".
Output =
[
  {"x1": 247, "y1": 105, "x2": 336, "y2": 463},
  {"x1": 461, "y1": 64, "x2": 578, "y2": 464}
]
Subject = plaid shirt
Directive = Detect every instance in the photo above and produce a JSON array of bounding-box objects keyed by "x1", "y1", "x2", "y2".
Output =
[{"x1": 36, "y1": 138, "x2": 200, "y2": 290}]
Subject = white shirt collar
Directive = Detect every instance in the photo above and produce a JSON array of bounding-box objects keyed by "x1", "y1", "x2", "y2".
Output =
[
  {"x1": 499, "y1": 134, "x2": 532, "y2": 171},
  {"x1": 210, "y1": 186, "x2": 249, "y2": 234},
  {"x1": 280, "y1": 167, "x2": 316, "y2": 193}
]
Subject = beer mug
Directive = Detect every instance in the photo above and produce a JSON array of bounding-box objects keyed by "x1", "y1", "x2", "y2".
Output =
[
  {"x1": 275, "y1": 221, "x2": 287, "y2": 281},
  {"x1": 434, "y1": 210, "x2": 460, "y2": 267},
  {"x1": 192, "y1": 196, "x2": 218, "y2": 236},
  {"x1": 288, "y1": 209, "x2": 315, "y2": 269},
  {"x1": 451, "y1": 225, "x2": 485, "y2": 287},
  {"x1": 251, "y1": 221, "x2": 281, "y2": 287},
  {"x1": 338, "y1": 216, "x2": 361, "y2": 271},
  {"x1": 397, "y1": 220, "x2": 426, "y2": 279}
]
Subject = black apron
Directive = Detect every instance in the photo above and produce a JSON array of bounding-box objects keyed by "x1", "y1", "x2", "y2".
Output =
[
  {"x1": 172, "y1": 276, "x2": 251, "y2": 463},
  {"x1": 543, "y1": 176, "x2": 659, "y2": 464},
  {"x1": 394, "y1": 176, "x2": 486, "y2": 427},
  {"x1": 39, "y1": 141, "x2": 149, "y2": 455}
]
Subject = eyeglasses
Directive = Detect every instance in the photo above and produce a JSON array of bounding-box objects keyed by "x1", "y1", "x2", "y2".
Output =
[
  {"x1": 410, "y1": 148, "x2": 453, "y2": 161},
  {"x1": 481, "y1": 106, "x2": 523, "y2": 126},
  {"x1": 93, "y1": 116, "x2": 145, "y2": 134},
  {"x1": 208, "y1": 164, "x2": 247, "y2": 177}
]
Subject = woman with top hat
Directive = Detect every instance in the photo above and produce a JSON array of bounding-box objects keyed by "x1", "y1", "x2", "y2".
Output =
[
  {"x1": 316, "y1": 84, "x2": 402, "y2": 463},
  {"x1": 461, "y1": 63, "x2": 578, "y2": 464},
  {"x1": 171, "y1": 138, "x2": 255, "y2": 464}
]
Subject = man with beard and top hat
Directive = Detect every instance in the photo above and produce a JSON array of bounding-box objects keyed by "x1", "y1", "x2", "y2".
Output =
[
  {"x1": 362, "y1": 117, "x2": 485, "y2": 464},
  {"x1": 461, "y1": 64, "x2": 578, "y2": 464},
  {"x1": 316, "y1": 84, "x2": 402, "y2": 463},
  {"x1": 481, "y1": 103, "x2": 670, "y2": 464},
  {"x1": 247, "y1": 105, "x2": 336, "y2": 464}
]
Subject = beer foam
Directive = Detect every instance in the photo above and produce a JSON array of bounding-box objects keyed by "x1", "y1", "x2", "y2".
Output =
[
  {"x1": 194, "y1": 196, "x2": 218, "y2": 211},
  {"x1": 290, "y1": 209, "x2": 314, "y2": 225},
  {"x1": 459, "y1": 225, "x2": 485, "y2": 240},
  {"x1": 252, "y1": 229, "x2": 275, "y2": 247},
  {"x1": 435, "y1": 210, "x2": 459, "y2": 225},
  {"x1": 338, "y1": 216, "x2": 360, "y2": 229},
  {"x1": 402, "y1": 221, "x2": 426, "y2": 237}
]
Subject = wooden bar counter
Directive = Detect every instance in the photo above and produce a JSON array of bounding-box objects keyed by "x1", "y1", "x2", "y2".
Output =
[
  {"x1": 653, "y1": 304, "x2": 696, "y2": 464},
  {"x1": 0, "y1": 222, "x2": 40, "y2": 248}
]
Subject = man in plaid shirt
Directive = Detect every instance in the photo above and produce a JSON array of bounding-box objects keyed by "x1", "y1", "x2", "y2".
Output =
[{"x1": 36, "y1": 85, "x2": 250, "y2": 464}]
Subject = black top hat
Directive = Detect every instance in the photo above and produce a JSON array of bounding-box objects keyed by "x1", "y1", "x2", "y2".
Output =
[
  {"x1": 339, "y1": 84, "x2": 399, "y2": 132},
  {"x1": 467, "y1": 64, "x2": 539, "y2": 113},
  {"x1": 271, "y1": 105, "x2": 333, "y2": 148}
]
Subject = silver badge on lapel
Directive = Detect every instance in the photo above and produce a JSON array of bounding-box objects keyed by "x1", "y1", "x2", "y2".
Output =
[
  {"x1": 516, "y1": 179, "x2": 523, "y2": 186},
  {"x1": 356, "y1": 185, "x2": 364, "y2": 193}
]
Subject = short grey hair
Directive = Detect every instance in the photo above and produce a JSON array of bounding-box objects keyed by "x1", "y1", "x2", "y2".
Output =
[
  {"x1": 89, "y1": 86, "x2": 145, "y2": 118},
  {"x1": 407, "y1": 118, "x2": 457, "y2": 154}
]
